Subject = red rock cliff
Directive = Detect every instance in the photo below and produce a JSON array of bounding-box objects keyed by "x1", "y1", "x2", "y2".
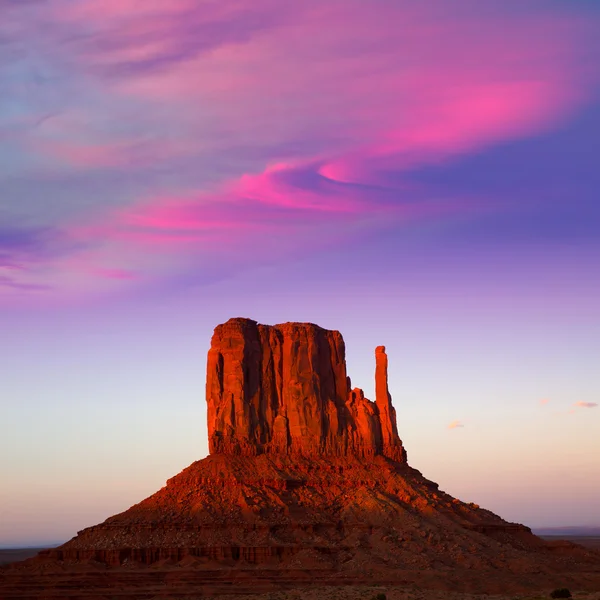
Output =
[{"x1": 206, "y1": 318, "x2": 406, "y2": 461}]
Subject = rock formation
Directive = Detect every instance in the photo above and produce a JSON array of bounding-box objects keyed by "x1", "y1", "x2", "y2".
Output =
[
  {"x1": 2, "y1": 318, "x2": 600, "y2": 599},
  {"x1": 206, "y1": 318, "x2": 406, "y2": 461}
]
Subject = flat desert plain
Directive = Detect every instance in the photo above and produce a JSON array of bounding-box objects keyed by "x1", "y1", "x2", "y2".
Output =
[
  {"x1": 0, "y1": 547, "x2": 49, "y2": 566},
  {"x1": 539, "y1": 536, "x2": 600, "y2": 551},
  {"x1": 220, "y1": 590, "x2": 600, "y2": 600}
]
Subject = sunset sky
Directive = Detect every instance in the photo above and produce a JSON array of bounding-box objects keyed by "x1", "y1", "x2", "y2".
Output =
[{"x1": 1, "y1": 0, "x2": 599, "y2": 547}]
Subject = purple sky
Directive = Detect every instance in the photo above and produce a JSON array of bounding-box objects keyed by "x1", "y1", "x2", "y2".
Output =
[{"x1": 1, "y1": 0, "x2": 599, "y2": 547}]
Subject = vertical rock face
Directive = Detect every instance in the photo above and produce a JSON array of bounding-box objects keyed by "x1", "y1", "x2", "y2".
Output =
[{"x1": 206, "y1": 318, "x2": 406, "y2": 461}]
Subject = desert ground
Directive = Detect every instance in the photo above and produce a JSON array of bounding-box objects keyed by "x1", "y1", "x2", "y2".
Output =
[
  {"x1": 539, "y1": 536, "x2": 600, "y2": 551},
  {"x1": 1, "y1": 536, "x2": 599, "y2": 599},
  {"x1": 219, "y1": 590, "x2": 600, "y2": 600},
  {"x1": 0, "y1": 547, "x2": 48, "y2": 566}
]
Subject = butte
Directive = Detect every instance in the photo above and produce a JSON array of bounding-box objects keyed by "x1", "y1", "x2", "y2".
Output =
[{"x1": 2, "y1": 318, "x2": 599, "y2": 598}]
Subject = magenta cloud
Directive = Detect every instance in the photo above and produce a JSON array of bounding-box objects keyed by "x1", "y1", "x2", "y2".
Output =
[
  {"x1": 1, "y1": 0, "x2": 598, "y2": 301},
  {"x1": 573, "y1": 402, "x2": 598, "y2": 409}
]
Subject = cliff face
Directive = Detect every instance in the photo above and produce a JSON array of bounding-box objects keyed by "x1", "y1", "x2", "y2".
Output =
[{"x1": 206, "y1": 318, "x2": 406, "y2": 461}]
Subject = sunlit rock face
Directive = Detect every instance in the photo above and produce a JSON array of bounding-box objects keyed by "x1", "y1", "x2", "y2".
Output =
[{"x1": 206, "y1": 318, "x2": 406, "y2": 461}]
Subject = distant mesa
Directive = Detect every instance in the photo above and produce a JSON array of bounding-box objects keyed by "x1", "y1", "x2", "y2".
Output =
[{"x1": 2, "y1": 318, "x2": 599, "y2": 597}]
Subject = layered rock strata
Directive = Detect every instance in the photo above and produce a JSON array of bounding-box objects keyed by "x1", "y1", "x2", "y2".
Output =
[{"x1": 206, "y1": 318, "x2": 406, "y2": 461}]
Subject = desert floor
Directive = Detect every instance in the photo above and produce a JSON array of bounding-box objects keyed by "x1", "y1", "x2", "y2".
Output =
[
  {"x1": 218, "y1": 537, "x2": 600, "y2": 600},
  {"x1": 1, "y1": 536, "x2": 598, "y2": 599},
  {"x1": 219, "y1": 589, "x2": 600, "y2": 600},
  {"x1": 0, "y1": 547, "x2": 48, "y2": 566},
  {"x1": 540, "y1": 536, "x2": 600, "y2": 550},
  {"x1": 2, "y1": 535, "x2": 598, "y2": 566}
]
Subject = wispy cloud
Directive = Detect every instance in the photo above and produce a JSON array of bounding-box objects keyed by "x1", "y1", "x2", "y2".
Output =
[
  {"x1": 573, "y1": 401, "x2": 598, "y2": 409},
  {"x1": 540, "y1": 398, "x2": 550, "y2": 406},
  {"x1": 448, "y1": 420, "x2": 464, "y2": 430},
  {"x1": 56, "y1": 1, "x2": 291, "y2": 79},
  {"x1": 1, "y1": 0, "x2": 599, "y2": 301},
  {"x1": 0, "y1": 274, "x2": 51, "y2": 292}
]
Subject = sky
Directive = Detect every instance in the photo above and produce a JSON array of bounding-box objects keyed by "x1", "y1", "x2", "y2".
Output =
[{"x1": 1, "y1": 0, "x2": 599, "y2": 547}]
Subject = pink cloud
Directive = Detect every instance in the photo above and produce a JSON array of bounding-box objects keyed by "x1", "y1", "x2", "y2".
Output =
[
  {"x1": 66, "y1": 157, "x2": 470, "y2": 253},
  {"x1": 62, "y1": 0, "x2": 190, "y2": 19},
  {"x1": 319, "y1": 78, "x2": 582, "y2": 186},
  {"x1": 101, "y1": 3, "x2": 591, "y2": 169},
  {"x1": 92, "y1": 268, "x2": 137, "y2": 280},
  {"x1": 235, "y1": 163, "x2": 360, "y2": 213},
  {"x1": 121, "y1": 202, "x2": 260, "y2": 232},
  {"x1": 49, "y1": 3, "x2": 596, "y2": 180},
  {"x1": 36, "y1": 153, "x2": 473, "y2": 296},
  {"x1": 56, "y1": 0, "x2": 288, "y2": 81},
  {"x1": 28, "y1": 132, "x2": 192, "y2": 170},
  {"x1": 3, "y1": 1, "x2": 598, "y2": 300},
  {"x1": 573, "y1": 402, "x2": 598, "y2": 409},
  {"x1": 37, "y1": 140, "x2": 128, "y2": 168},
  {"x1": 540, "y1": 398, "x2": 550, "y2": 406}
]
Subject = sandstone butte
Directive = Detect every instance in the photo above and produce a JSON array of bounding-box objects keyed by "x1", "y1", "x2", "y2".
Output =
[{"x1": 2, "y1": 318, "x2": 599, "y2": 599}]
